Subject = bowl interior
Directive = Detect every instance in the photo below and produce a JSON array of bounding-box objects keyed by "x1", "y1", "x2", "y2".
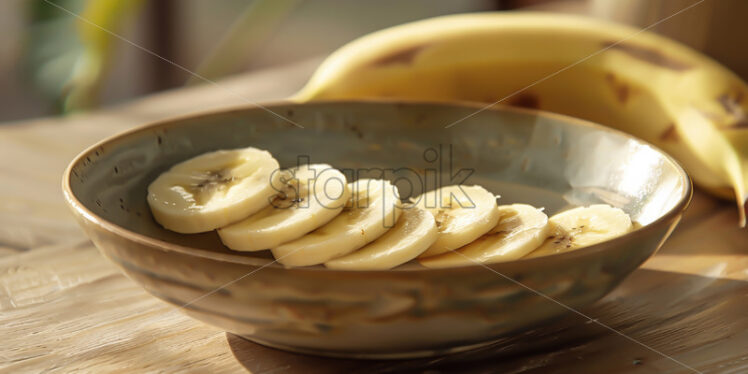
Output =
[{"x1": 66, "y1": 100, "x2": 689, "y2": 264}]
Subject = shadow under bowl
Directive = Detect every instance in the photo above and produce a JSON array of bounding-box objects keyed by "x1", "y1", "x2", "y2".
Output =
[{"x1": 63, "y1": 100, "x2": 691, "y2": 359}]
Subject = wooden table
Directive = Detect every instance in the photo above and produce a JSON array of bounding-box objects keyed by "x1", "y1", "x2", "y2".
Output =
[{"x1": 1, "y1": 58, "x2": 746, "y2": 374}]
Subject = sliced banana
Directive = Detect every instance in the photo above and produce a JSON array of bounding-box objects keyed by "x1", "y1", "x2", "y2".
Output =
[
  {"x1": 325, "y1": 205, "x2": 437, "y2": 270},
  {"x1": 147, "y1": 147, "x2": 280, "y2": 233},
  {"x1": 415, "y1": 185, "x2": 500, "y2": 258},
  {"x1": 420, "y1": 204, "x2": 550, "y2": 268},
  {"x1": 526, "y1": 204, "x2": 633, "y2": 258},
  {"x1": 218, "y1": 164, "x2": 350, "y2": 251},
  {"x1": 272, "y1": 179, "x2": 401, "y2": 267}
]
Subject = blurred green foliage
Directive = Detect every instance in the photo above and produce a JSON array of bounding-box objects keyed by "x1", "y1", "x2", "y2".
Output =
[
  {"x1": 24, "y1": 0, "x2": 85, "y2": 112},
  {"x1": 23, "y1": 0, "x2": 299, "y2": 115},
  {"x1": 25, "y1": 0, "x2": 144, "y2": 113}
]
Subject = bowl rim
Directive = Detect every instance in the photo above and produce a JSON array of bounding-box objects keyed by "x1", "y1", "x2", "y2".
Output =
[{"x1": 62, "y1": 99, "x2": 692, "y2": 273}]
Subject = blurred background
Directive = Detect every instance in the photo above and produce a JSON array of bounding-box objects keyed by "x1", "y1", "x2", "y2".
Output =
[{"x1": 2, "y1": 0, "x2": 746, "y2": 122}]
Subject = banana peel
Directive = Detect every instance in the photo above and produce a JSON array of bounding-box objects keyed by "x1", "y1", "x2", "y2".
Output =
[{"x1": 293, "y1": 12, "x2": 748, "y2": 226}]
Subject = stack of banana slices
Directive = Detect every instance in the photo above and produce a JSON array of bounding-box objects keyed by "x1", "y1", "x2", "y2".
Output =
[{"x1": 147, "y1": 147, "x2": 634, "y2": 270}]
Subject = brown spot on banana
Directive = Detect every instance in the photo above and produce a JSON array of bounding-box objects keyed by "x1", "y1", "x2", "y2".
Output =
[
  {"x1": 603, "y1": 42, "x2": 692, "y2": 71},
  {"x1": 508, "y1": 93, "x2": 540, "y2": 109},
  {"x1": 605, "y1": 73, "x2": 630, "y2": 104},
  {"x1": 369, "y1": 44, "x2": 428, "y2": 67},
  {"x1": 718, "y1": 92, "x2": 743, "y2": 114},
  {"x1": 717, "y1": 91, "x2": 748, "y2": 129},
  {"x1": 659, "y1": 124, "x2": 680, "y2": 142},
  {"x1": 730, "y1": 120, "x2": 748, "y2": 129}
]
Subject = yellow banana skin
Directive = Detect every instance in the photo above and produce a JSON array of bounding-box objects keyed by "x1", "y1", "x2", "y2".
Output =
[{"x1": 294, "y1": 12, "x2": 748, "y2": 226}]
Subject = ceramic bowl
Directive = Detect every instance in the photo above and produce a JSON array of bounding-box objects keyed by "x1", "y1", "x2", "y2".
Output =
[{"x1": 63, "y1": 100, "x2": 690, "y2": 359}]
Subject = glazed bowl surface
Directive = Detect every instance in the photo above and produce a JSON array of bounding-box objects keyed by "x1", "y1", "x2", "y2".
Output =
[{"x1": 63, "y1": 100, "x2": 690, "y2": 359}]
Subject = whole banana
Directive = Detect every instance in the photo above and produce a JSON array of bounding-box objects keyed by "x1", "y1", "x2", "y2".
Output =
[{"x1": 294, "y1": 12, "x2": 748, "y2": 226}]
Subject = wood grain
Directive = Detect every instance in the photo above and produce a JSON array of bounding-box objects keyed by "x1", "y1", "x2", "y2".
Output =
[{"x1": 1, "y1": 57, "x2": 747, "y2": 373}]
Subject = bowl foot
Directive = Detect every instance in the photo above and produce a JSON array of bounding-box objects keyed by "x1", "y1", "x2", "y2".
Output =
[{"x1": 237, "y1": 335, "x2": 500, "y2": 360}]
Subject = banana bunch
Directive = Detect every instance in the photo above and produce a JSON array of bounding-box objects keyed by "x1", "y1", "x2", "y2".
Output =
[
  {"x1": 294, "y1": 12, "x2": 748, "y2": 226},
  {"x1": 147, "y1": 147, "x2": 634, "y2": 269}
]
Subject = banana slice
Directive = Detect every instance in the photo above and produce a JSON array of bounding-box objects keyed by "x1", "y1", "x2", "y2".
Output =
[
  {"x1": 218, "y1": 164, "x2": 350, "y2": 251},
  {"x1": 526, "y1": 204, "x2": 633, "y2": 258},
  {"x1": 147, "y1": 147, "x2": 280, "y2": 233},
  {"x1": 420, "y1": 204, "x2": 550, "y2": 268},
  {"x1": 272, "y1": 179, "x2": 401, "y2": 267},
  {"x1": 325, "y1": 205, "x2": 437, "y2": 270},
  {"x1": 415, "y1": 185, "x2": 500, "y2": 257}
]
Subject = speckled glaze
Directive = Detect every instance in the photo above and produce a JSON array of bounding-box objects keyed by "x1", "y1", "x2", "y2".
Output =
[{"x1": 63, "y1": 101, "x2": 691, "y2": 359}]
